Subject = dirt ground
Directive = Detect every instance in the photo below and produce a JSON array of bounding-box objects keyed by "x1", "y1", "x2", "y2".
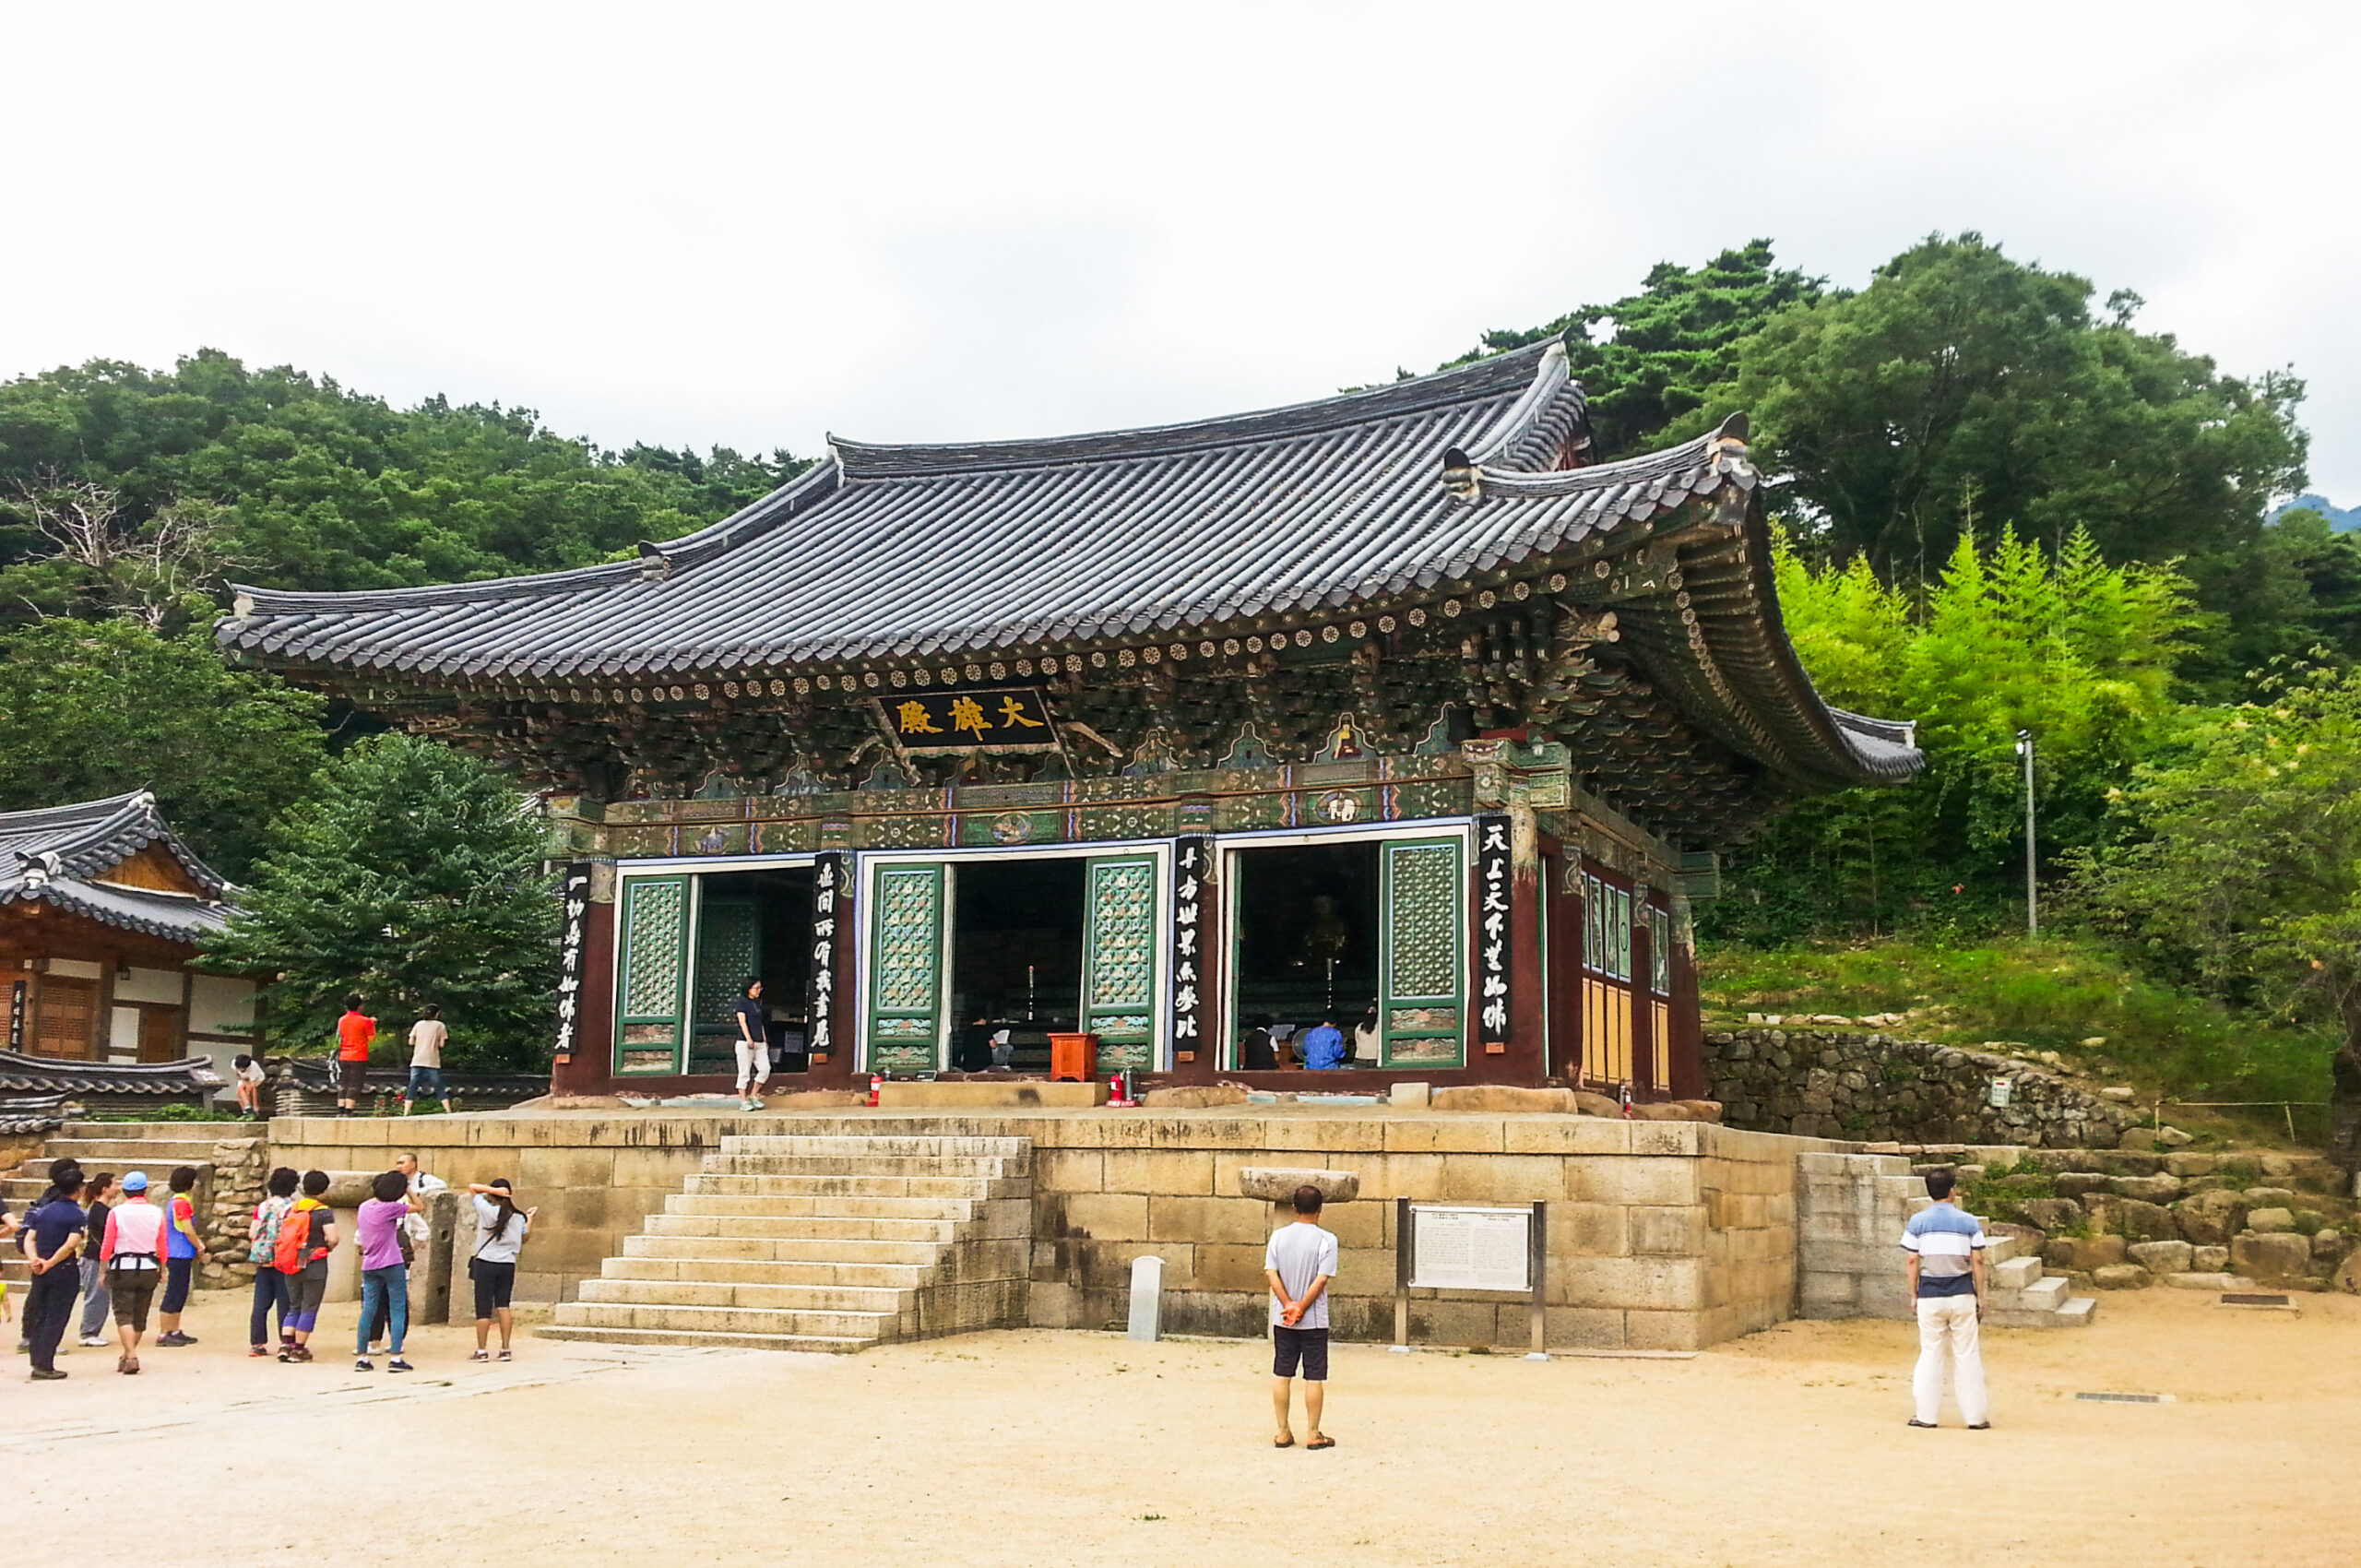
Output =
[{"x1": 14, "y1": 1288, "x2": 2355, "y2": 1566}]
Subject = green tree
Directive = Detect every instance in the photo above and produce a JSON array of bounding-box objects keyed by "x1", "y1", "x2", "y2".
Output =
[
  {"x1": 1705, "y1": 527, "x2": 2196, "y2": 941},
  {"x1": 1722, "y1": 235, "x2": 2307, "y2": 685},
  {"x1": 2070, "y1": 664, "x2": 2361, "y2": 1174},
  {"x1": 1448, "y1": 241, "x2": 1824, "y2": 459},
  {"x1": 0, "y1": 618, "x2": 327, "y2": 877},
  {"x1": 0, "y1": 350, "x2": 813, "y2": 613},
  {"x1": 199, "y1": 732, "x2": 559, "y2": 1071}
]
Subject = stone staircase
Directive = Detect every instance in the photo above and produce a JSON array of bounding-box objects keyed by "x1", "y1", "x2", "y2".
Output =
[
  {"x1": 1797, "y1": 1151, "x2": 2096, "y2": 1328},
  {"x1": 542, "y1": 1134, "x2": 1033, "y2": 1353},
  {"x1": 1, "y1": 1121, "x2": 233, "y2": 1295}
]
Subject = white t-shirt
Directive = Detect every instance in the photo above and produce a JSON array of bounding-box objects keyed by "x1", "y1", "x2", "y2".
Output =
[
  {"x1": 236, "y1": 1059, "x2": 267, "y2": 1086},
  {"x1": 472, "y1": 1194, "x2": 530, "y2": 1265},
  {"x1": 409, "y1": 1018, "x2": 447, "y2": 1068},
  {"x1": 1264, "y1": 1221, "x2": 1340, "y2": 1330}
]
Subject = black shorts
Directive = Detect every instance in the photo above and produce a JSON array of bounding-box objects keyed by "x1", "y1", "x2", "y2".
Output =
[
  {"x1": 162, "y1": 1255, "x2": 195, "y2": 1314},
  {"x1": 338, "y1": 1058, "x2": 370, "y2": 1096},
  {"x1": 471, "y1": 1258, "x2": 516, "y2": 1317},
  {"x1": 110, "y1": 1268, "x2": 160, "y2": 1333},
  {"x1": 1273, "y1": 1325, "x2": 1329, "y2": 1381}
]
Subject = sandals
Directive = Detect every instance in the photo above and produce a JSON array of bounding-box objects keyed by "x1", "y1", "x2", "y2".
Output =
[
  {"x1": 119, "y1": 1355, "x2": 140, "y2": 1375},
  {"x1": 1272, "y1": 1435, "x2": 1294, "y2": 1449},
  {"x1": 1905, "y1": 1420, "x2": 1937, "y2": 1429},
  {"x1": 469, "y1": 1349, "x2": 490, "y2": 1362},
  {"x1": 1305, "y1": 1436, "x2": 1335, "y2": 1450}
]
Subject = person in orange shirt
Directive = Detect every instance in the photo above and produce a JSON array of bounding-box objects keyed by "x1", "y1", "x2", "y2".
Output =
[{"x1": 336, "y1": 993, "x2": 376, "y2": 1117}]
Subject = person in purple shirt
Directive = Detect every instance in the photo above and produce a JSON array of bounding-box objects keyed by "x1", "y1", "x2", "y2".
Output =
[{"x1": 353, "y1": 1170, "x2": 414, "y2": 1373}]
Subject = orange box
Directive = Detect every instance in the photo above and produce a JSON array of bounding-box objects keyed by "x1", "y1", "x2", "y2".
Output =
[{"x1": 1049, "y1": 1031, "x2": 1098, "y2": 1082}]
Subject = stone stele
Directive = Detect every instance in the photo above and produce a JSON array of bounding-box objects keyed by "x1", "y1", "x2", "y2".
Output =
[{"x1": 1238, "y1": 1167, "x2": 1360, "y2": 1203}]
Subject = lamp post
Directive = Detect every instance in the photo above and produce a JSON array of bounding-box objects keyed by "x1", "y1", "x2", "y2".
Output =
[{"x1": 2014, "y1": 729, "x2": 2037, "y2": 935}]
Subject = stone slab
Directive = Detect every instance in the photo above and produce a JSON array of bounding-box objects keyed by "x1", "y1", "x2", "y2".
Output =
[
  {"x1": 1237, "y1": 1166, "x2": 1360, "y2": 1202},
  {"x1": 878, "y1": 1081, "x2": 1109, "y2": 1110}
]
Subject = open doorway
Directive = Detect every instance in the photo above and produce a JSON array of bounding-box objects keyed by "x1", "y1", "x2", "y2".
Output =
[
  {"x1": 689, "y1": 867, "x2": 815, "y2": 1077},
  {"x1": 951, "y1": 857, "x2": 1085, "y2": 1073},
  {"x1": 1230, "y1": 841, "x2": 1381, "y2": 1067}
]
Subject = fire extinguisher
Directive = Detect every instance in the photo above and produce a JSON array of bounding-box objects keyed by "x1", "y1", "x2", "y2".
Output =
[
  {"x1": 1619, "y1": 1082, "x2": 1633, "y2": 1120},
  {"x1": 1108, "y1": 1071, "x2": 1129, "y2": 1107},
  {"x1": 867, "y1": 1073, "x2": 883, "y2": 1107}
]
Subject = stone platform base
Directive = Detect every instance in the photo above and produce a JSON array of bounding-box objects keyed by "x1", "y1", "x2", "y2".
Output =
[{"x1": 878, "y1": 1081, "x2": 1109, "y2": 1110}]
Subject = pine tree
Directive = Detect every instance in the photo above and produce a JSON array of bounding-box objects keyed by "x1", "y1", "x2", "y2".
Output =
[{"x1": 199, "y1": 732, "x2": 559, "y2": 1070}]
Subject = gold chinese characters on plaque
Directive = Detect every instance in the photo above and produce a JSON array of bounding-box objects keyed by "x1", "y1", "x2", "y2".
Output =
[{"x1": 877, "y1": 688, "x2": 1059, "y2": 752}]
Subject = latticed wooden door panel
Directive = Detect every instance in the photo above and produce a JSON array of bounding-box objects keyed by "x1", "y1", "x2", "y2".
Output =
[
  {"x1": 1082, "y1": 853, "x2": 1158, "y2": 1073},
  {"x1": 690, "y1": 895, "x2": 762, "y2": 1076},
  {"x1": 867, "y1": 863, "x2": 946, "y2": 1074},
  {"x1": 1380, "y1": 837, "x2": 1465, "y2": 1068},
  {"x1": 615, "y1": 874, "x2": 692, "y2": 1074}
]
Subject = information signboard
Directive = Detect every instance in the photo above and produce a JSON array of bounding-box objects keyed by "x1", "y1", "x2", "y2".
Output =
[{"x1": 1408, "y1": 1204, "x2": 1534, "y2": 1292}]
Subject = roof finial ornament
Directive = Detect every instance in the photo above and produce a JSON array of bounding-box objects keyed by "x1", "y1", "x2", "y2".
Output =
[
  {"x1": 635, "y1": 542, "x2": 673, "y2": 583},
  {"x1": 1440, "y1": 447, "x2": 1483, "y2": 504}
]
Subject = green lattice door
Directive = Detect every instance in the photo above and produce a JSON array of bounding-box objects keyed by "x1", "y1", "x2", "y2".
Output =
[
  {"x1": 1380, "y1": 837, "x2": 1465, "y2": 1067},
  {"x1": 615, "y1": 873, "x2": 692, "y2": 1074},
  {"x1": 867, "y1": 862, "x2": 947, "y2": 1074},
  {"x1": 689, "y1": 893, "x2": 761, "y2": 1076},
  {"x1": 1082, "y1": 854, "x2": 1159, "y2": 1073}
]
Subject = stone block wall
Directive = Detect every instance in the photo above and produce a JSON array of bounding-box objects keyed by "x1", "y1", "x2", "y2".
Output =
[
  {"x1": 269, "y1": 1109, "x2": 1820, "y2": 1351},
  {"x1": 1704, "y1": 1028, "x2": 2141, "y2": 1147}
]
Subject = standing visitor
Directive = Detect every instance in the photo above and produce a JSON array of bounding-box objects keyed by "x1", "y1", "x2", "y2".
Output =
[
  {"x1": 1901, "y1": 1169, "x2": 1990, "y2": 1430},
  {"x1": 1352, "y1": 1007, "x2": 1381, "y2": 1065},
  {"x1": 1240, "y1": 1015, "x2": 1277, "y2": 1072},
  {"x1": 155, "y1": 1165, "x2": 208, "y2": 1347},
  {"x1": 336, "y1": 992, "x2": 376, "y2": 1116},
  {"x1": 273, "y1": 1170, "x2": 338, "y2": 1362},
  {"x1": 354, "y1": 1170, "x2": 415, "y2": 1372},
  {"x1": 248, "y1": 1167, "x2": 300, "y2": 1357},
  {"x1": 1299, "y1": 1016, "x2": 1346, "y2": 1071},
  {"x1": 1264, "y1": 1183, "x2": 1339, "y2": 1450},
  {"x1": 467, "y1": 1179, "x2": 535, "y2": 1361},
  {"x1": 75, "y1": 1171, "x2": 115, "y2": 1348},
  {"x1": 101, "y1": 1170, "x2": 168, "y2": 1375},
  {"x1": 232, "y1": 1054, "x2": 267, "y2": 1119},
  {"x1": 732, "y1": 979, "x2": 769, "y2": 1111},
  {"x1": 18, "y1": 1158, "x2": 87, "y2": 1381},
  {"x1": 405, "y1": 1005, "x2": 446, "y2": 1114}
]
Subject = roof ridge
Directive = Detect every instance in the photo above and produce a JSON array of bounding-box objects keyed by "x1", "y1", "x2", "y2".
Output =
[{"x1": 829, "y1": 342, "x2": 1557, "y2": 480}]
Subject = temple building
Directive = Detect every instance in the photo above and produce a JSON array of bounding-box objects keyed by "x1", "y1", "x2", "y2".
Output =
[
  {"x1": 1, "y1": 790, "x2": 257, "y2": 1074},
  {"x1": 219, "y1": 339, "x2": 1918, "y2": 1099}
]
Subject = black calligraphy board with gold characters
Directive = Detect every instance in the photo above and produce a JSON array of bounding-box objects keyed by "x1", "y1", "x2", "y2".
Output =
[{"x1": 878, "y1": 687, "x2": 1059, "y2": 752}]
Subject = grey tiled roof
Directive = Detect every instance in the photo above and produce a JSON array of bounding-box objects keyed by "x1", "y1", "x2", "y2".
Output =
[
  {"x1": 0, "y1": 791, "x2": 235, "y2": 944},
  {"x1": 0, "y1": 1050, "x2": 225, "y2": 1098},
  {"x1": 219, "y1": 341, "x2": 1919, "y2": 790}
]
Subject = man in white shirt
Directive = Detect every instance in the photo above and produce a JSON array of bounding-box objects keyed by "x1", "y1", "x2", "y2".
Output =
[
  {"x1": 1264, "y1": 1183, "x2": 1340, "y2": 1450},
  {"x1": 404, "y1": 1006, "x2": 448, "y2": 1114}
]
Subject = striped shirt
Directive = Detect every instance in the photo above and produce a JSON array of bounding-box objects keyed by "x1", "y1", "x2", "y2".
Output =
[{"x1": 1900, "y1": 1202, "x2": 1986, "y2": 1298}]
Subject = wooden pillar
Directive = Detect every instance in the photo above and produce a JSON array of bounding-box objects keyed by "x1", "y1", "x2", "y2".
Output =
[
  {"x1": 1542, "y1": 842, "x2": 1582, "y2": 1085},
  {"x1": 1670, "y1": 940, "x2": 1705, "y2": 1100},
  {"x1": 1504, "y1": 808, "x2": 1547, "y2": 1084},
  {"x1": 1631, "y1": 917, "x2": 1656, "y2": 1099}
]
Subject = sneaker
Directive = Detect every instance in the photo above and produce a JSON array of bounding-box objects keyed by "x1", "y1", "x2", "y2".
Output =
[
  {"x1": 367, "y1": 1344, "x2": 389, "y2": 1357},
  {"x1": 497, "y1": 1348, "x2": 513, "y2": 1361},
  {"x1": 250, "y1": 1345, "x2": 270, "y2": 1358},
  {"x1": 157, "y1": 1331, "x2": 196, "y2": 1348},
  {"x1": 79, "y1": 1335, "x2": 110, "y2": 1348},
  {"x1": 30, "y1": 1368, "x2": 66, "y2": 1381},
  {"x1": 355, "y1": 1358, "x2": 374, "y2": 1372},
  {"x1": 387, "y1": 1357, "x2": 413, "y2": 1373}
]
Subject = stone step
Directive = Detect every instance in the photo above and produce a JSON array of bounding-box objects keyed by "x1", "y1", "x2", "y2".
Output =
[
  {"x1": 554, "y1": 1300, "x2": 897, "y2": 1338},
  {"x1": 61, "y1": 1121, "x2": 231, "y2": 1141},
  {"x1": 575, "y1": 1277, "x2": 918, "y2": 1313},
  {"x1": 41, "y1": 1138, "x2": 238, "y2": 1162},
  {"x1": 718, "y1": 1134, "x2": 1032, "y2": 1159},
  {"x1": 622, "y1": 1234, "x2": 946, "y2": 1265},
  {"x1": 699, "y1": 1155, "x2": 1026, "y2": 1179},
  {"x1": 672, "y1": 1174, "x2": 1027, "y2": 1201},
  {"x1": 1991, "y1": 1253, "x2": 2042, "y2": 1290},
  {"x1": 687, "y1": 1173, "x2": 1009, "y2": 1201},
  {"x1": 536, "y1": 1324, "x2": 880, "y2": 1354},
  {"x1": 1992, "y1": 1276, "x2": 2068, "y2": 1314},
  {"x1": 600, "y1": 1256, "x2": 937, "y2": 1289},
  {"x1": 642, "y1": 1213, "x2": 961, "y2": 1243},
  {"x1": 662, "y1": 1194, "x2": 983, "y2": 1222}
]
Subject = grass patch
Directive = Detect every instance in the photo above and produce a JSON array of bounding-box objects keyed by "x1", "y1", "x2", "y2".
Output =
[
  {"x1": 1700, "y1": 932, "x2": 2334, "y2": 1146},
  {"x1": 99, "y1": 1102, "x2": 249, "y2": 1123}
]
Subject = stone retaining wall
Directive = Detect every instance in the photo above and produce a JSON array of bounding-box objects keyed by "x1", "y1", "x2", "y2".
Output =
[
  {"x1": 1703, "y1": 1028, "x2": 2142, "y2": 1147},
  {"x1": 274, "y1": 1110, "x2": 1823, "y2": 1351}
]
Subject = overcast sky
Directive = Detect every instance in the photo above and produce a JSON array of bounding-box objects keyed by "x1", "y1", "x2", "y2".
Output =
[{"x1": 8, "y1": 3, "x2": 2357, "y2": 502}]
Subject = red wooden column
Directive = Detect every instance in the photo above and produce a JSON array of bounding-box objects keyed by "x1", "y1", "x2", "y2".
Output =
[
  {"x1": 551, "y1": 893, "x2": 615, "y2": 1098},
  {"x1": 1669, "y1": 937, "x2": 1705, "y2": 1099},
  {"x1": 1542, "y1": 841, "x2": 1584, "y2": 1085},
  {"x1": 1631, "y1": 917, "x2": 1656, "y2": 1099}
]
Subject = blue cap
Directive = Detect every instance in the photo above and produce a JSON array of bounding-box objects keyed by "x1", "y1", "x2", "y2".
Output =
[{"x1": 121, "y1": 1170, "x2": 148, "y2": 1193}]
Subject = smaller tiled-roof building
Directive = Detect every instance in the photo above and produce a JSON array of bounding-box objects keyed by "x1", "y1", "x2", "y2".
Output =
[{"x1": 0, "y1": 790, "x2": 255, "y2": 1075}]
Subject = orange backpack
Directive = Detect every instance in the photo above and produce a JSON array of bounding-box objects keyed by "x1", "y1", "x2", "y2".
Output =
[{"x1": 272, "y1": 1198, "x2": 326, "y2": 1273}]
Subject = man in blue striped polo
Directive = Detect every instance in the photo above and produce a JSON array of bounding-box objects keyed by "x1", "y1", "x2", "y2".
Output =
[{"x1": 1899, "y1": 1168, "x2": 1989, "y2": 1430}]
